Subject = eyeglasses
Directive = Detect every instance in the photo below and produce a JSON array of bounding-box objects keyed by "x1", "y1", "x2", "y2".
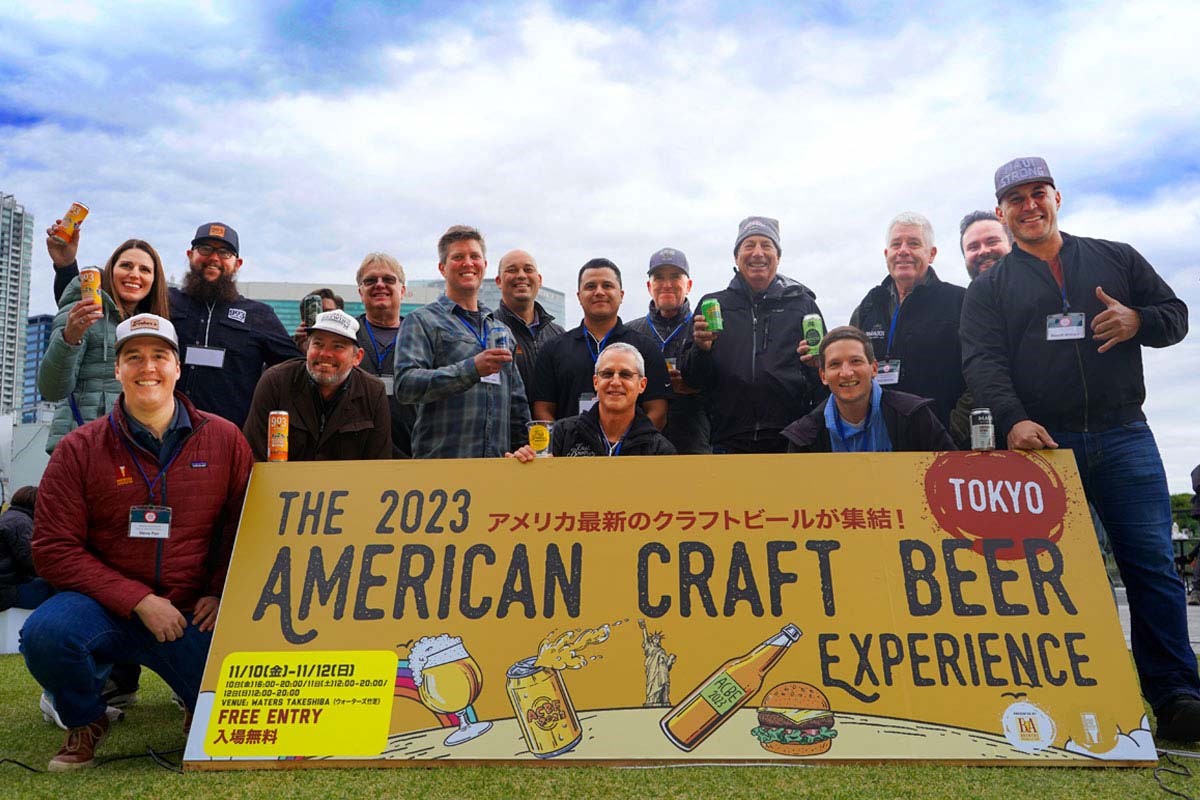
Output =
[
  {"x1": 596, "y1": 369, "x2": 640, "y2": 381},
  {"x1": 193, "y1": 244, "x2": 236, "y2": 259},
  {"x1": 360, "y1": 275, "x2": 401, "y2": 286}
]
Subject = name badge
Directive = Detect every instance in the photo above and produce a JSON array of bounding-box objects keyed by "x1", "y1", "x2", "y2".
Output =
[
  {"x1": 1046, "y1": 313, "x2": 1086, "y2": 341},
  {"x1": 129, "y1": 505, "x2": 172, "y2": 539},
  {"x1": 185, "y1": 345, "x2": 226, "y2": 368},
  {"x1": 579, "y1": 393, "x2": 597, "y2": 413},
  {"x1": 876, "y1": 359, "x2": 901, "y2": 385},
  {"x1": 481, "y1": 372, "x2": 501, "y2": 385},
  {"x1": 376, "y1": 374, "x2": 395, "y2": 394}
]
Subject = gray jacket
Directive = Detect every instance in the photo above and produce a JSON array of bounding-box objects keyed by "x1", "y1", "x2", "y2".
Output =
[{"x1": 37, "y1": 276, "x2": 123, "y2": 453}]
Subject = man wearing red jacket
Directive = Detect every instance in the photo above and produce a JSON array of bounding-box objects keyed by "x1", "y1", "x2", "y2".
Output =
[{"x1": 20, "y1": 313, "x2": 253, "y2": 771}]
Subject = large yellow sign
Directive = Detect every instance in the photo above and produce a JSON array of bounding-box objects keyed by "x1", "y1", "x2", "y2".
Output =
[{"x1": 184, "y1": 450, "x2": 1155, "y2": 769}]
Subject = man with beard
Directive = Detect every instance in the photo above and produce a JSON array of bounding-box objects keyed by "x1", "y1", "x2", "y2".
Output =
[
  {"x1": 627, "y1": 248, "x2": 710, "y2": 453},
  {"x1": 962, "y1": 156, "x2": 1199, "y2": 741},
  {"x1": 959, "y1": 211, "x2": 1013, "y2": 280},
  {"x1": 242, "y1": 309, "x2": 390, "y2": 461},
  {"x1": 948, "y1": 211, "x2": 1013, "y2": 446},
  {"x1": 171, "y1": 223, "x2": 298, "y2": 427}
]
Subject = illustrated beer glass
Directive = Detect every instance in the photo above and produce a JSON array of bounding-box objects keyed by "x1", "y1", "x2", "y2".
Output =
[
  {"x1": 506, "y1": 656, "x2": 582, "y2": 758},
  {"x1": 411, "y1": 635, "x2": 492, "y2": 745},
  {"x1": 660, "y1": 623, "x2": 802, "y2": 751}
]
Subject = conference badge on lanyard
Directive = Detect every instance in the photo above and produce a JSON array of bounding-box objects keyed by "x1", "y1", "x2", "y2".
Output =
[
  {"x1": 129, "y1": 505, "x2": 173, "y2": 539},
  {"x1": 1045, "y1": 313, "x2": 1085, "y2": 341}
]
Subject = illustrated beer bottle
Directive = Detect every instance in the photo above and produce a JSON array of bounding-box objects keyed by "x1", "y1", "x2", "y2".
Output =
[{"x1": 660, "y1": 623, "x2": 802, "y2": 751}]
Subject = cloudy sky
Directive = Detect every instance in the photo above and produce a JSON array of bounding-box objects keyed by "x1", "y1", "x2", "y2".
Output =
[{"x1": 2, "y1": 0, "x2": 1197, "y2": 489}]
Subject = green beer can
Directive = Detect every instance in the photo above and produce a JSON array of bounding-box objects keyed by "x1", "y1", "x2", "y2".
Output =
[
  {"x1": 700, "y1": 298, "x2": 724, "y2": 333},
  {"x1": 802, "y1": 313, "x2": 825, "y2": 351}
]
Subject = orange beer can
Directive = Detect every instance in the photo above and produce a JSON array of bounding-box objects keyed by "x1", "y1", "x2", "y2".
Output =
[
  {"x1": 49, "y1": 202, "x2": 89, "y2": 244},
  {"x1": 78, "y1": 267, "x2": 102, "y2": 308},
  {"x1": 505, "y1": 656, "x2": 582, "y2": 758},
  {"x1": 268, "y1": 411, "x2": 289, "y2": 462}
]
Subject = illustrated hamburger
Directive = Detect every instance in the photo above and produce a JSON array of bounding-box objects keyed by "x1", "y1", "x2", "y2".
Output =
[{"x1": 751, "y1": 682, "x2": 836, "y2": 756}]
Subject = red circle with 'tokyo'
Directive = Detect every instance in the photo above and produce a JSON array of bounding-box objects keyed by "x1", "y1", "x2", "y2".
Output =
[{"x1": 923, "y1": 450, "x2": 1067, "y2": 561}]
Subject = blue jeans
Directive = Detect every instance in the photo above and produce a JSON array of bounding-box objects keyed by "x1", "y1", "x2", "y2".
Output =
[
  {"x1": 20, "y1": 591, "x2": 211, "y2": 728},
  {"x1": 1052, "y1": 422, "x2": 1200, "y2": 709},
  {"x1": 12, "y1": 577, "x2": 55, "y2": 609}
]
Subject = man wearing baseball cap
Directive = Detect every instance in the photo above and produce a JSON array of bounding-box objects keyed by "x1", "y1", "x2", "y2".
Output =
[
  {"x1": 170, "y1": 222, "x2": 299, "y2": 427},
  {"x1": 680, "y1": 216, "x2": 827, "y2": 453},
  {"x1": 961, "y1": 156, "x2": 1200, "y2": 740},
  {"x1": 22, "y1": 313, "x2": 253, "y2": 770},
  {"x1": 627, "y1": 247, "x2": 710, "y2": 453},
  {"x1": 243, "y1": 309, "x2": 390, "y2": 461}
]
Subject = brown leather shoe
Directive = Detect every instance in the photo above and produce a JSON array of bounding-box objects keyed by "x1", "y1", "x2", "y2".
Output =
[{"x1": 48, "y1": 713, "x2": 110, "y2": 772}]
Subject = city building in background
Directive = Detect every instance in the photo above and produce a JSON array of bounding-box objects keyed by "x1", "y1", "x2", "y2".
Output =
[
  {"x1": 0, "y1": 192, "x2": 34, "y2": 414},
  {"x1": 21, "y1": 313, "x2": 54, "y2": 423}
]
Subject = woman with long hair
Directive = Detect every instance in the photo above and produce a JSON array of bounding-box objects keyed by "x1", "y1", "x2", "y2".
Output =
[{"x1": 38, "y1": 235, "x2": 171, "y2": 453}]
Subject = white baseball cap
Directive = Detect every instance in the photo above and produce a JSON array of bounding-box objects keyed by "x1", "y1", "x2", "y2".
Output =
[
  {"x1": 309, "y1": 309, "x2": 360, "y2": 341},
  {"x1": 115, "y1": 313, "x2": 179, "y2": 353}
]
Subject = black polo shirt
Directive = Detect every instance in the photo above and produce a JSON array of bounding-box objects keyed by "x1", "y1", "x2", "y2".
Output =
[{"x1": 530, "y1": 319, "x2": 671, "y2": 418}]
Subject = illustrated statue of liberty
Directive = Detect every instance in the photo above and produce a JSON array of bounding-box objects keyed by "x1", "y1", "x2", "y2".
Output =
[{"x1": 639, "y1": 619, "x2": 676, "y2": 707}]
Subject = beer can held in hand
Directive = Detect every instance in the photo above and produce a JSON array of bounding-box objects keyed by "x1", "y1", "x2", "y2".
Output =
[
  {"x1": 802, "y1": 314, "x2": 825, "y2": 352},
  {"x1": 488, "y1": 326, "x2": 510, "y2": 351},
  {"x1": 78, "y1": 267, "x2": 102, "y2": 308},
  {"x1": 970, "y1": 408, "x2": 995, "y2": 451},
  {"x1": 49, "y1": 202, "x2": 89, "y2": 244},
  {"x1": 268, "y1": 411, "x2": 289, "y2": 462},
  {"x1": 699, "y1": 298, "x2": 723, "y2": 334},
  {"x1": 301, "y1": 294, "x2": 323, "y2": 328}
]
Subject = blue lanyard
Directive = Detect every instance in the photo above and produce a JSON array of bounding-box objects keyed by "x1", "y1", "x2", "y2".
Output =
[
  {"x1": 645, "y1": 314, "x2": 686, "y2": 352},
  {"x1": 884, "y1": 304, "x2": 901, "y2": 360},
  {"x1": 606, "y1": 424, "x2": 632, "y2": 456},
  {"x1": 457, "y1": 314, "x2": 488, "y2": 350},
  {"x1": 584, "y1": 328, "x2": 615, "y2": 363},
  {"x1": 108, "y1": 413, "x2": 184, "y2": 504},
  {"x1": 362, "y1": 319, "x2": 395, "y2": 367},
  {"x1": 1056, "y1": 263, "x2": 1070, "y2": 313}
]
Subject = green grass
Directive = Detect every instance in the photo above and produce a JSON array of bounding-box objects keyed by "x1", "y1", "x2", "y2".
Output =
[{"x1": 1, "y1": 653, "x2": 1196, "y2": 800}]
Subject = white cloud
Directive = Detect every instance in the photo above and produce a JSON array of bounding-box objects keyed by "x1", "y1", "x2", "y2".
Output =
[{"x1": 3, "y1": 0, "x2": 1197, "y2": 487}]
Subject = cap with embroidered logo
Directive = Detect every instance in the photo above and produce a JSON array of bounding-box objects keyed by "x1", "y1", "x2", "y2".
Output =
[
  {"x1": 191, "y1": 222, "x2": 239, "y2": 255},
  {"x1": 115, "y1": 313, "x2": 179, "y2": 353},
  {"x1": 309, "y1": 309, "x2": 360, "y2": 342}
]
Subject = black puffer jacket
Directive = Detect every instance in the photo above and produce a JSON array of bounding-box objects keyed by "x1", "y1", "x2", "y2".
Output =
[
  {"x1": 0, "y1": 505, "x2": 36, "y2": 611},
  {"x1": 961, "y1": 233, "x2": 1187, "y2": 437},
  {"x1": 849, "y1": 267, "x2": 966, "y2": 428},
  {"x1": 780, "y1": 389, "x2": 955, "y2": 453},
  {"x1": 680, "y1": 273, "x2": 826, "y2": 452},
  {"x1": 551, "y1": 406, "x2": 676, "y2": 457}
]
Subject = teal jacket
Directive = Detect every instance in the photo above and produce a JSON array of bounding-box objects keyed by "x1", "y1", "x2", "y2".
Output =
[{"x1": 37, "y1": 276, "x2": 123, "y2": 453}]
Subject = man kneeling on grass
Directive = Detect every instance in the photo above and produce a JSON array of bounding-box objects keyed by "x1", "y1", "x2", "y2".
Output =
[{"x1": 20, "y1": 313, "x2": 253, "y2": 771}]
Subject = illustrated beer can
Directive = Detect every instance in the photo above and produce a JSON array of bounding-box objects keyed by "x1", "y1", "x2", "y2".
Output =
[
  {"x1": 301, "y1": 294, "x2": 323, "y2": 328},
  {"x1": 970, "y1": 408, "x2": 995, "y2": 451},
  {"x1": 79, "y1": 267, "x2": 102, "y2": 307},
  {"x1": 802, "y1": 313, "x2": 825, "y2": 351},
  {"x1": 268, "y1": 411, "x2": 289, "y2": 462},
  {"x1": 49, "y1": 202, "x2": 89, "y2": 244},
  {"x1": 505, "y1": 656, "x2": 582, "y2": 758},
  {"x1": 700, "y1": 298, "x2": 723, "y2": 333},
  {"x1": 488, "y1": 326, "x2": 510, "y2": 350}
]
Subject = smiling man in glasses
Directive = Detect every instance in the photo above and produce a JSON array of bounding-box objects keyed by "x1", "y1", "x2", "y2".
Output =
[
  {"x1": 169, "y1": 222, "x2": 299, "y2": 427},
  {"x1": 511, "y1": 343, "x2": 674, "y2": 459},
  {"x1": 353, "y1": 252, "x2": 414, "y2": 457}
]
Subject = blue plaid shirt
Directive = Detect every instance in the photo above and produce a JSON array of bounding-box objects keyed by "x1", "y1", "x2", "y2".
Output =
[{"x1": 395, "y1": 295, "x2": 530, "y2": 458}]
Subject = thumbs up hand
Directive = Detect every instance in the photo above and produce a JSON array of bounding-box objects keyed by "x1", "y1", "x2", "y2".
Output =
[{"x1": 1091, "y1": 286, "x2": 1141, "y2": 353}]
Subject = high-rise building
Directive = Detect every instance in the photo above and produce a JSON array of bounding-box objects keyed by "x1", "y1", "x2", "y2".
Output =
[
  {"x1": 0, "y1": 192, "x2": 35, "y2": 414},
  {"x1": 22, "y1": 313, "x2": 55, "y2": 424}
]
